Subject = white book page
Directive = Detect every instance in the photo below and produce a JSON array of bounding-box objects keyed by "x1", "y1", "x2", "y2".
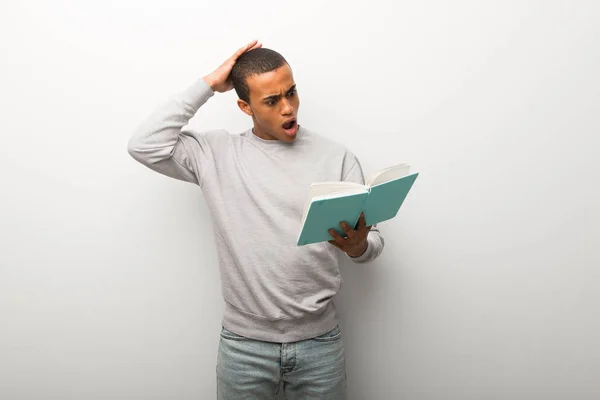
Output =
[
  {"x1": 368, "y1": 164, "x2": 411, "y2": 186},
  {"x1": 309, "y1": 181, "x2": 365, "y2": 199}
]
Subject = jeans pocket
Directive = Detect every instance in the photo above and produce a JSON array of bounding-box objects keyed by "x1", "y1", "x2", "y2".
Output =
[
  {"x1": 219, "y1": 327, "x2": 247, "y2": 341},
  {"x1": 312, "y1": 325, "x2": 342, "y2": 342}
]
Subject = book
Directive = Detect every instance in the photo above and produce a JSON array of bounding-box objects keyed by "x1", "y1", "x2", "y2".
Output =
[{"x1": 296, "y1": 164, "x2": 419, "y2": 246}]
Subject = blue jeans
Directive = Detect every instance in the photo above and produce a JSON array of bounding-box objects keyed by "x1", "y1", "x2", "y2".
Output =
[{"x1": 216, "y1": 325, "x2": 347, "y2": 399}]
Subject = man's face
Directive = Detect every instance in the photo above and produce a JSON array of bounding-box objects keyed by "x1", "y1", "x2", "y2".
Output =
[{"x1": 238, "y1": 64, "x2": 300, "y2": 142}]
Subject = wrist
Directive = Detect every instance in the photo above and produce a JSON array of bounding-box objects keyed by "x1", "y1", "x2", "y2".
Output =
[
  {"x1": 203, "y1": 75, "x2": 218, "y2": 91},
  {"x1": 347, "y1": 241, "x2": 368, "y2": 258}
]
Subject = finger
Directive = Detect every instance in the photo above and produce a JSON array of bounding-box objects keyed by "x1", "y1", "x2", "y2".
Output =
[
  {"x1": 356, "y1": 213, "x2": 366, "y2": 230},
  {"x1": 249, "y1": 42, "x2": 262, "y2": 51},
  {"x1": 339, "y1": 221, "x2": 355, "y2": 238},
  {"x1": 328, "y1": 228, "x2": 346, "y2": 243},
  {"x1": 241, "y1": 40, "x2": 258, "y2": 53},
  {"x1": 245, "y1": 41, "x2": 261, "y2": 53},
  {"x1": 232, "y1": 40, "x2": 259, "y2": 60}
]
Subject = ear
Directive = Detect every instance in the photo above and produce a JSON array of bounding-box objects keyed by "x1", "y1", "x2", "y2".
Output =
[{"x1": 237, "y1": 99, "x2": 253, "y2": 116}]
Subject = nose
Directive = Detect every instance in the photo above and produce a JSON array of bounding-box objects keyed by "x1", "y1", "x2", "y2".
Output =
[{"x1": 280, "y1": 98, "x2": 293, "y2": 115}]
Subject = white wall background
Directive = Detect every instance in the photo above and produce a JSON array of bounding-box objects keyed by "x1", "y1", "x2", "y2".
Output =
[{"x1": 1, "y1": 1, "x2": 599, "y2": 399}]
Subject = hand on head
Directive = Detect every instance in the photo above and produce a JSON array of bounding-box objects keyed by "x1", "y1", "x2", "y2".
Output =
[{"x1": 204, "y1": 40, "x2": 263, "y2": 93}]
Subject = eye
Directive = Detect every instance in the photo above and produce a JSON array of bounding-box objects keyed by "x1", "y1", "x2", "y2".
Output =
[
  {"x1": 266, "y1": 99, "x2": 276, "y2": 106},
  {"x1": 287, "y1": 89, "x2": 297, "y2": 97}
]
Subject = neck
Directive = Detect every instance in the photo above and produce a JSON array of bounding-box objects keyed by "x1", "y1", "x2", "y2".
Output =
[
  {"x1": 251, "y1": 122, "x2": 277, "y2": 141},
  {"x1": 252, "y1": 127, "x2": 276, "y2": 140}
]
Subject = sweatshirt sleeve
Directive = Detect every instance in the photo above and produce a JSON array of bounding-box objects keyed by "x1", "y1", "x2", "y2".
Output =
[
  {"x1": 127, "y1": 78, "x2": 216, "y2": 186},
  {"x1": 341, "y1": 153, "x2": 385, "y2": 264}
]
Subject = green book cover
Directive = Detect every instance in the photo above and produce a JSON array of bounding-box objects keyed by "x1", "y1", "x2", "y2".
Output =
[
  {"x1": 297, "y1": 164, "x2": 419, "y2": 246},
  {"x1": 362, "y1": 172, "x2": 419, "y2": 226}
]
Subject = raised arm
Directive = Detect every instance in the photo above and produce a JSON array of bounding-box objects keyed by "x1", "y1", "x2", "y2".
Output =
[{"x1": 127, "y1": 40, "x2": 262, "y2": 185}]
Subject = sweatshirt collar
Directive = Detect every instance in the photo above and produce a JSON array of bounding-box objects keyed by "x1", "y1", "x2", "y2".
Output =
[{"x1": 245, "y1": 125, "x2": 304, "y2": 145}]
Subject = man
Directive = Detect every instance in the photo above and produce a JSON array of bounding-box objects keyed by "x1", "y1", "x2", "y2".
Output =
[{"x1": 128, "y1": 40, "x2": 384, "y2": 399}]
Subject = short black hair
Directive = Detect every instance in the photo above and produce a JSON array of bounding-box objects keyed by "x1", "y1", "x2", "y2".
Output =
[{"x1": 231, "y1": 48, "x2": 289, "y2": 103}]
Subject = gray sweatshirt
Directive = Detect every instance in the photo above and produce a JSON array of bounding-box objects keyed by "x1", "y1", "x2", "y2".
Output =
[{"x1": 127, "y1": 78, "x2": 385, "y2": 343}]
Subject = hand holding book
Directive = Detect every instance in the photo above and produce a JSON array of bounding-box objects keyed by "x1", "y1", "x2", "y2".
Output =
[
  {"x1": 297, "y1": 163, "x2": 419, "y2": 246},
  {"x1": 327, "y1": 212, "x2": 372, "y2": 257}
]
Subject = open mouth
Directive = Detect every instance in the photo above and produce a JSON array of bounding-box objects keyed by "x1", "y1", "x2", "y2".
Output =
[{"x1": 282, "y1": 119, "x2": 298, "y2": 135}]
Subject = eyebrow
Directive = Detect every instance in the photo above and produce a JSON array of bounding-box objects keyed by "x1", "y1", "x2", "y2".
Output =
[{"x1": 263, "y1": 84, "x2": 297, "y2": 102}]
